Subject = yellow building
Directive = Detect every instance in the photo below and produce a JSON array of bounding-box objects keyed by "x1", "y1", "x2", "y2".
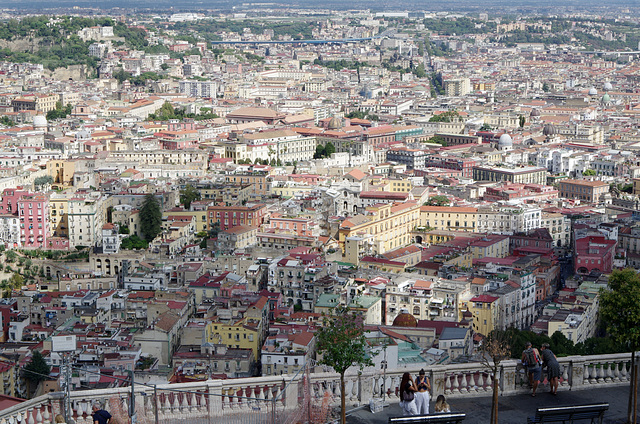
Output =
[
  {"x1": 338, "y1": 201, "x2": 421, "y2": 254},
  {"x1": 204, "y1": 317, "x2": 263, "y2": 358},
  {"x1": 162, "y1": 209, "x2": 208, "y2": 232},
  {"x1": 271, "y1": 184, "x2": 313, "y2": 198},
  {"x1": 201, "y1": 184, "x2": 253, "y2": 205},
  {"x1": 0, "y1": 360, "x2": 16, "y2": 397},
  {"x1": 420, "y1": 206, "x2": 477, "y2": 232},
  {"x1": 46, "y1": 160, "x2": 76, "y2": 187},
  {"x1": 382, "y1": 178, "x2": 414, "y2": 193},
  {"x1": 468, "y1": 294, "x2": 500, "y2": 336},
  {"x1": 49, "y1": 196, "x2": 69, "y2": 238},
  {"x1": 469, "y1": 234, "x2": 510, "y2": 259},
  {"x1": 11, "y1": 93, "x2": 59, "y2": 112}
]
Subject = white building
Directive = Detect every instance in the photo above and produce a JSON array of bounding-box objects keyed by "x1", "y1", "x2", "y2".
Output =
[
  {"x1": 101, "y1": 223, "x2": 121, "y2": 254},
  {"x1": 67, "y1": 195, "x2": 106, "y2": 249},
  {"x1": 476, "y1": 203, "x2": 541, "y2": 235},
  {"x1": 179, "y1": 80, "x2": 218, "y2": 98}
]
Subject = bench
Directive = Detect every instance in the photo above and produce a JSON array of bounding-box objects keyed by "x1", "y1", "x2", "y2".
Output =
[
  {"x1": 527, "y1": 403, "x2": 609, "y2": 424},
  {"x1": 389, "y1": 413, "x2": 466, "y2": 424}
]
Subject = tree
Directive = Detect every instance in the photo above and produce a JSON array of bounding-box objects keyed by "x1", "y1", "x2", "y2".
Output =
[
  {"x1": 542, "y1": 82, "x2": 550, "y2": 92},
  {"x1": 583, "y1": 169, "x2": 596, "y2": 176},
  {"x1": 428, "y1": 135, "x2": 447, "y2": 146},
  {"x1": 325, "y1": 141, "x2": 336, "y2": 157},
  {"x1": 180, "y1": 184, "x2": 201, "y2": 209},
  {"x1": 23, "y1": 350, "x2": 50, "y2": 398},
  {"x1": 480, "y1": 330, "x2": 511, "y2": 424},
  {"x1": 121, "y1": 235, "x2": 149, "y2": 250},
  {"x1": 429, "y1": 110, "x2": 460, "y2": 123},
  {"x1": 139, "y1": 194, "x2": 162, "y2": 241},
  {"x1": 479, "y1": 123, "x2": 493, "y2": 131},
  {"x1": 519, "y1": 115, "x2": 526, "y2": 128},
  {"x1": 599, "y1": 269, "x2": 640, "y2": 424},
  {"x1": 316, "y1": 307, "x2": 376, "y2": 424},
  {"x1": 424, "y1": 195, "x2": 450, "y2": 206},
  {"x1": 34, "y1": 175, "x2": 53, "y2": 189}
]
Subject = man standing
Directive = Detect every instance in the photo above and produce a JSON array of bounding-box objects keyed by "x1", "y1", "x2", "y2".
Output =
[
  {"x1": 521, "y1": 342, "x2": 542, "y2": 397},
  {"x1": 92, "y1": 402, "x2": 112, "y2": 424}
]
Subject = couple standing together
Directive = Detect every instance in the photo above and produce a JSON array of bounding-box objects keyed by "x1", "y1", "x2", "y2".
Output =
[{"x1": 399, "y1": 369, "x2": 431, "y2": 415}]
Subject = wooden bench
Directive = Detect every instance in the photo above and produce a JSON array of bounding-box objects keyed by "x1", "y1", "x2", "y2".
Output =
[
  {"x1": 389, "y1": 413, "x2": 466, "y2": 424},
  {"x1": 527, "y1": 403, "x2": 609, "y2": 423}
]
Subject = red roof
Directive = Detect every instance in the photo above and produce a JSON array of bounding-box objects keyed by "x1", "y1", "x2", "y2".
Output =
[{"x1": 470, "y1": 294, "x2": 499, "y2": 303}]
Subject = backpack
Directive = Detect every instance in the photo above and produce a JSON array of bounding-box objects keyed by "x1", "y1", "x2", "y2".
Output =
[{"x1": 523, "y1": 348, "x2": 540, "y2": 367}]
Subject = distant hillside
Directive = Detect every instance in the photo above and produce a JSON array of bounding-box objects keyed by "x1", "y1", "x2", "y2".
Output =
[{"x1": 0, "y1": 16, "x2": 146, "y2": 72}]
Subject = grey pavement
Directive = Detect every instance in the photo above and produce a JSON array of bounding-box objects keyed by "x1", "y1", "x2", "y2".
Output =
[{"x1": 347, "y1": 384, "x2": 639, "y2": 424}]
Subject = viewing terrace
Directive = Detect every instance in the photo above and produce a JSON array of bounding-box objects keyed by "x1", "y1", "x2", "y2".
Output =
[{"x1": 1, "y1": 352, "x2": 637, "y2": 424}]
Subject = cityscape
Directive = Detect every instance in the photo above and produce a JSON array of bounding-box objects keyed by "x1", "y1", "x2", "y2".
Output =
[{"x1": 0, "y1": 3, "x2": 639, "y2": 423}]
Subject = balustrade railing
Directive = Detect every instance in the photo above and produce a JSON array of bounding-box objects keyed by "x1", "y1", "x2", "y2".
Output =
[{"x1": 1, "y1": 353, "x2": 635, "y2": 424}]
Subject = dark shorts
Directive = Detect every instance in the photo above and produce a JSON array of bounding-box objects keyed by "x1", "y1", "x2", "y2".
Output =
[
  {"x1": 547, "y1": 362, "x2": 561, "y2": 379},
  {"x1": 528, "y1": 365, "x2": 541, "y2": 381}
]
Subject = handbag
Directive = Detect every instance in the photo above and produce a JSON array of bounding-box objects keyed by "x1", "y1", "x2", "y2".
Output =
[{"x1": 402, "y1": 390, "x2": 415, "y2": 402}]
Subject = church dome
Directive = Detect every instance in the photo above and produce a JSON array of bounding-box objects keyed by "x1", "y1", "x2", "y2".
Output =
[
  {"x1": 601, "y1": 93, "x2": 611, "y2": 104},
  {"x1": 33, "y1": 115, "x2": 47, "y2": 128},
  {"x1": 498, "y1": 133, "x2": 513, "y2": 147},
  {"x1": 327, "y1": 116, "x2": 343, "y2": 130},
  {"x1": 603, "y1": 82, "x2": 613, "y2": 91},
  {"x1": 392, "y1": 312, "x2": 418, "y2": 327},
  {"x1": 588, "y1": 87, "x2": 598, "y2": 96},
  {"x1": 530, "y1": 108, "x2": 540, "y2": 117},
  {"x1": 543, "y1": 124, "x2": 557, "y2": 136}
]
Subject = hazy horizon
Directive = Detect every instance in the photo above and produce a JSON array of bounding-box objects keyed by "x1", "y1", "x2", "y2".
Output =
[{"x1": 1, "y1": 0, "x2": 638, "y2": 14}]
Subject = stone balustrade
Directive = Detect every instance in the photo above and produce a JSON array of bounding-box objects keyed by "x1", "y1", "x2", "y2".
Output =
[{"x1": 1, "y1": 353, "x2": 635, "y2": 424}]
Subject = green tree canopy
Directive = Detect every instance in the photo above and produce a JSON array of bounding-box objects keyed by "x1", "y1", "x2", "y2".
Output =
[
  {"x1": 139, "y1": 194, "x2": 162, "y2": 241},
  {"x1": 180, "y1": 184, "x2": 201, "y2": 209},
  {"x1": 429, "y1": 110, "x2": 460, "y2": 123},
  {"x1": 583, "y1": 169, "x2": 596, "y2": 176},
  {"x1": 424, "y1": 195, "x2": 451, "y2": 206},
  {"x1": 427, "y1": 135, "x2": 448, "y2": 146},
  {"x1": 34, "y1": 175, "x2": 54, "y2": 190},
  {"x1": 121, "y1": 235, "x2": 149, "y2": 250},
  {"x1": 23, "y1": 350, "x2": 51, "y2": 397},
  {"x1": 317, "y1": 307, "x2": 375, "y2": 424},
  {"x1": 479, "y1": 123, "x2": 493, "y2": 131},
  {"x1": 600, "y1": 269, "x2": 640, "y2": 422}
]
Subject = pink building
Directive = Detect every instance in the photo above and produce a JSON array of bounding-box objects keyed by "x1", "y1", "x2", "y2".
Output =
[
  {"x1": 574, "y1": 235, "x2": 616, "y2": 274},
  {"x1": 18, "y1": 194, "x2": 50, "y2": 249},
  {"x1": 0, "y1": 187, "x2": 30, "y2": 215},
  {"x1": 269, "y1": 216, "x2": 314, "y2": 237}
]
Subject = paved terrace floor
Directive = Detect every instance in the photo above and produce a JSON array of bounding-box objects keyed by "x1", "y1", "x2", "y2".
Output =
[{"x1": 347, "y1": 384, "x2": 639, "y2": 424}]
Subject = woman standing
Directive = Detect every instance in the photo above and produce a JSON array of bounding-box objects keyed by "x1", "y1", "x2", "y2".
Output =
[
  {"x1": 415, "y1": 369, "x2": 431, "y2": 414},
  {"x1": 399, "y1": 372, "x2": 418, "y2": 416},
  {"x1": 540, "y1": 343, "x2": 561, "y2": 395}
]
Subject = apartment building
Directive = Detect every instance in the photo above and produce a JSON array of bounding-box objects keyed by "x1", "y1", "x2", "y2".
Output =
[
  {"x1": 385, "y1": 278, "x2": 469, "y2": 325},
  {"x1": 476, "y1": 204, "x2": 542, "y2": 235},
  {"x1": 67, "y1": 195, "x2": 107, "y2": 248},
  {"x1": 559, "y1": 179, "x2": 609, "y2": 203},
  {"x1": 208, "y1": 203, "x2": 267, "y2": 231},
  {"x1": 541, "y1": 212, "x2": 571, "y2": 247},
  {"x1": 338, "y1": 201, "x2": 421, "y2": 255},
  {"x1": 11, "y1": 94, "x2": 59, "y2": 113},
  {"x1": 420, "y1": 206, "x2": 477, "y2": 232},
  {"x1": 468, "y1": 294, "x2": 500, "y2": 336},
  {"x1": 17, "y1": 194, "x2": 50, "y2": 249},
  {"x1": 472, "y1": 166, "x2": 547, "y2": 185}
]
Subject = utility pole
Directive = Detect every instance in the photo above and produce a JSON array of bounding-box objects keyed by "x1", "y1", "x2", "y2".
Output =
[
  {"x1": 129, "y1": 370, "x2": 137, "y2": 424},
  {"x1": 64, "y1": 353, "x2": 71, "y2": 423}
]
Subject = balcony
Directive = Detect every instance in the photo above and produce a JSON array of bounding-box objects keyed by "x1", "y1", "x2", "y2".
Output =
[{"x1": 1, "y1": 353, "x2": 635, "y2": 424}]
